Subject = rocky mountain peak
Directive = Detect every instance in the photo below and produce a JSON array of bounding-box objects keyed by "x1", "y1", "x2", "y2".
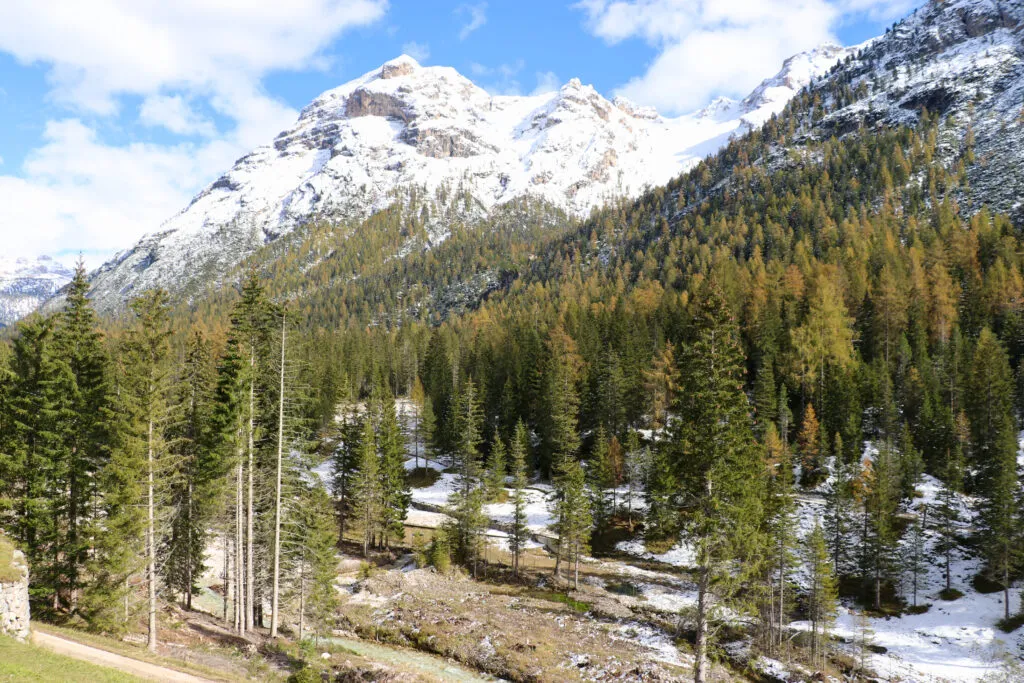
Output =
[{"x1": 55, "y1": 48, "x2": 863, "y2": 315}]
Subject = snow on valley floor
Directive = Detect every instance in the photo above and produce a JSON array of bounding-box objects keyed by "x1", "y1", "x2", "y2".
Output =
[{"x1": 335, "y1": 409, "x2": 1024, "y2": 681}]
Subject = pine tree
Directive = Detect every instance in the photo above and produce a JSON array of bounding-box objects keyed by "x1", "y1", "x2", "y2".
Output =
[
  {"x1": 350, "y1": 418, "x2": 381, "y2": 557},
  {"x1": 293, "y1": 485, "x2": 339, "y2": 646},
  {"x1": 643, "y1": 343, "x2": 677, "y2": 432},
  {"x1": 54, "y1": 261, "x2": 112, "y2": 611},
  {"x1": 376, "y1": 386, "x2": 410, "y2": 549},
  {"x1": 552, "y1": 457, "x2": 591, "y2": 590},
  {"x1": 485, "y1": 436, "x2": 507, "y2": 502},
  {"x1": 761, "y1": 423, "x2": 796, "y2": 656},
  {"x1": 934, "y1": 445, "x2": 964, "y2": 592},
  {"x1": 622, "y1": 430, "x2": 648, "y2": 532},
  {"x1": 805, "y1": 519, "x2": 838, "y2": 670},
  {"x1": 118, "y1": 289, "x2": 177, "y2": 652},
  {"x1": 977, "y1": 423, "x2": 1021, "y2": 622},
  {"x1": 328, "y1": 402, "x2": 362, "y2": 540},
  {"x1": 3, "y1": 316, "x2": 75, "y2": 610},
  {"x1": 667, "y1": 284, "x2": 764, "y2": 683},
  {"x1": 587, "y1": 425, "x2": 614, "y2": 531},
  {"x1": 797, "y1": 404, "x2": 822, "y2": 487},
  {"x1": 507, "y1": 420, "x2": 530, "y2": 577},
  {"x1": 864, "y1": 441, "x2": 902, "y2": 611},
  {"x1": 164, "y1": 330, "x2": 221, "y2": 611},
  {"x1": 409, "y1": 376, "x2": 427, "y2": 469},
  {"x1": 543, "y1": 324, "x2": 582, "y2": 475},
  {"x1": 906, "y1": 504, "x2": 927, "y2": 608},
  {"x1": 824, "y1": 450, "x2": 856, "y2": 576},
  {"x1": 421, "y1": 395, "x2": 437, "y2": 468},
  {"x1": 447, "y1": 379, "x2": 487, "y2": 576}
]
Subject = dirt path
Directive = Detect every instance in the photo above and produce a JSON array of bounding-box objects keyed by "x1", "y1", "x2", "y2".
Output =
[{"x1": 31, "y1": 630, "x2": 213, "y2": 683}]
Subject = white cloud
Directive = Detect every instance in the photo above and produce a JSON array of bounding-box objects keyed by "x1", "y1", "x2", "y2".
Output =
[
  {"x1": 576, "y1": 0, "x2": 917, "y2": 114},
  {"x1": 532, "y1": 71, "x2": 562, "y2": 95},
  {"x1": 0, "y1": 120, "x2": 219, "y2": 265},
  {"x1": 456, "y1": 3, "x2": 488, "y2": 40},
  {"x1": 139, "y1": 95, "x2": 215, "y2": 136},
  {"x1": 0, "y1": 0, "x2": 386, "y2": 261},
  {"x1": 402, "y1": 41, "x2": 430, "y2": 62}
]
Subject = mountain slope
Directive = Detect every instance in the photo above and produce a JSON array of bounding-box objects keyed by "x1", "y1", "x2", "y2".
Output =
[
  {"x1": 807, "y1": 0, "x2": 1023, "y2": 221},
  {"x1": 0, "y1": 256, "x2": 73, "y2": 327},
  {"x1": 76, "y1": 47, "x2": 857, "y2": 315}
]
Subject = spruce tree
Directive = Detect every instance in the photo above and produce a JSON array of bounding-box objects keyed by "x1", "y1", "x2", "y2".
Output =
[
  {"x1": 485, "y1": 435, "x2": 507, "y2": 502},
  {"x1": 447, "y1": 379, "x2": 487, "y2": 575},
  {"x1": 376, "y1": 385, "x2": 411, "y2": 549},
  {"x1": 666, "y1": 283, "x2": 764, "y2": 683},
  {"x1": 553, "y1": 457, "x2": 591, "y2": 590},
  {"x1": 977, "y1": 423, "x2": 1021, "y2": 622},
  {"x1": 119, "y1": 289, "x2": 176, "y2": 651},
  {"x1": 805, "y1": 519, "x2": 838, "y2": 670},
  {"x1": 54, "y1": 261, "x2": 112, "y2": 610},
  {"x1": 350, "y1": 417, "x2": 381, "y2": 557},
  {"x1": 164, "y1": 330, "x2": 221, "y2": 611},
  {"x1": 587, "y1": 425, "x2": 614, "y2": 532},
  {"x1": 507, "y1": 420, "x2": 530, "y2": 577},
  {"x1": 934, "y1": 445, "x2": 964, "y2": 592}
]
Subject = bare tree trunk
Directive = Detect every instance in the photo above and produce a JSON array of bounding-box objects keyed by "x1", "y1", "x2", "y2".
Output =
[
  {"x1": 147, "y1": 416, "x2": 158, "y2": 652},
  {"x1": 694, "y1": 561, "x2": 710, "y2": 683},
  {"x1": 270, "y1": 314, "x2": 286, "y2": 638},
  {"x1": 298, "y1": 555, "x2": 306, "y2": 642},
  {"x1": 222, "y1": 530, "x2": 230, "y2": 623},
  {"x1": 246, "y1": 348, "x2": 256, "y2": 633},
  {"x1": 186, "y1": 481, "x2": 193, "y2": 610},
  {"x1": 235, "y1": 458, "x2": 246, "y2": 635}
]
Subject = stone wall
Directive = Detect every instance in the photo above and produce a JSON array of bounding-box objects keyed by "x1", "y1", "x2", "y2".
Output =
[{"x1": 0, "y1": 541, "x2": 30, "y2": 640}]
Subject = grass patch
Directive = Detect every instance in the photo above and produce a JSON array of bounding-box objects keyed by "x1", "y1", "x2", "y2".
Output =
[
  {"x1": 536, "y1": 590, "x2": 591, "y2": 614},
  {"x1": 905, "y1": 604, "x2": 931, "y2": 615},
  {"x1": 997, "y1": 613, "x2": 1024, "y2": 633},
  {"x1": 938, "y1": 587, "x2": 964, "y2": 601},
  {"x1": 0, "y1": 534, "x2": 22, "y2": 583},
  {"x1": 0, "y1": 634, "x2": 144, "y2": 682},
  {"x1": 406, "y1": 467, "x2": 441, "y2": 488}
]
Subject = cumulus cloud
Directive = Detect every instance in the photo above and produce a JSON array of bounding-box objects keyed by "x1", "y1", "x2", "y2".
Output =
[
  {"x1": 532, "y1": 71, "x2": 562, "y2": 95},
  {"x1": 402, "y1": 41, "x2": 431, "y2": 62},
  {"x1": 576, "y1": 0, "x2": 918, "y2": 114},
  {"x1": 139, "y1": 95, "x2": 215, "y2": 136},
  {"x1": 0, "y1": 0, "x2": 387, "y2": 261},
  {"x1": 456, "y1": 3, "x2": 488, "y2": 40},
  {"x1": 0, "y1": 120, "x2": 223, "y2": 265}
]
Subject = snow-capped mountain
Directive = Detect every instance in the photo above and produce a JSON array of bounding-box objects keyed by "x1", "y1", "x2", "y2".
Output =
[
  {"x1": 77, "y1": 47, "x2": 859, "y2": 314},
  {"x1": 0, "y1": 256, "x2": 74, "y2": 327}
]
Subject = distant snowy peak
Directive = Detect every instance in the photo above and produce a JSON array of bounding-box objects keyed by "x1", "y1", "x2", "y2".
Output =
[
  {"x1": 0, "y1": 256, "x2": 74, "y2": 327},
  {"x1": 76, "y1": 47, "x2": 860, "y2": 314},
  {"x1": 691, "y1": 43, "x2": 863, "y2": 128}
]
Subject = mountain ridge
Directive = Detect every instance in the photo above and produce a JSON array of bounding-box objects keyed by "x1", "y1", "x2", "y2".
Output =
[{"x1": 60, "y1": 44, "x2": 859, "y2": 317}]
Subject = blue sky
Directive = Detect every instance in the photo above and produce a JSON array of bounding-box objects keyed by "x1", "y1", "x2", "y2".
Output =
[{"x1": 0, "y1": 0, "x2": 918, "y2": 265}]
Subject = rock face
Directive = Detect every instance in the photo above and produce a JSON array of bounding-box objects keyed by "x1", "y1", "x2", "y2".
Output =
[
  {"x1": 0, "y1": 256, "x2": 73, "y2": 327},
  {"x1": 71, "y1": 49, "x2": 855, "y2": 315},
  {"x1": 0, "y1": 539, "x2": 30, "y2": 641}
]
